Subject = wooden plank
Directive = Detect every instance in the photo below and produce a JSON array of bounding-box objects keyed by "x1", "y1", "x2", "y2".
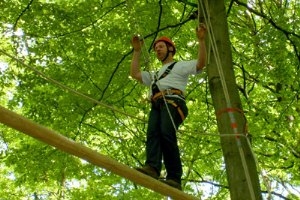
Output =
[{"x1": 0, "y1": 105, "x2": 198, "y2": 200}]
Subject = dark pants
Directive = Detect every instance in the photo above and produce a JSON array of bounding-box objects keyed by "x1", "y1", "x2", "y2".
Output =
[{"x1": 145, "y1": 97, "x2": 188, "y2": 184}]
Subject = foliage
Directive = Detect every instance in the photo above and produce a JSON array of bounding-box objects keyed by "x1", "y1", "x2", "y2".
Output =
[{"x1": 0, "y1": 0, "x2": 299, "y2": 199}]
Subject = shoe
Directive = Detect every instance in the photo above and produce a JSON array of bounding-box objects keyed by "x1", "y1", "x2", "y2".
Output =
[
  {"x1": 135, "y1": 165, "x2": 159, "y2": 179},
  {"x1": 161, "y1": 179, "x2": 182, "y2": 190}
]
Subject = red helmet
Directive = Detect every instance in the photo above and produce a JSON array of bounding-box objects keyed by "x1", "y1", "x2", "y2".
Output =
[{"x1": 153, "y1": 36, "x2": 176, "y2": 55}]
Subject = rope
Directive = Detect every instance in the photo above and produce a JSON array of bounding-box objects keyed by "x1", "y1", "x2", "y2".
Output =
[
  {"x1": 198, "y1": 0, "x2": 256, "y2": 199},
  {"x1": 160, "y1": 87, "x2": 179, "y2": 132},
  {"x1": 0, "y1": 47, "x2": 251, "y2": 141},
  {"x1": 0, "y1": 49, "x2": 145, "y2": 122}
]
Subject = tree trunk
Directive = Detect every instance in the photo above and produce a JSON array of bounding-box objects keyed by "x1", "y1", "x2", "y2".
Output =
[{"x1": 204, "y1": 0, "x2": 263, "y2": 199}]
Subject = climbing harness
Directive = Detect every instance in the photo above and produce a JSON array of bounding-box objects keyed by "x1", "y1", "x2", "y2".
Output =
[
  {"x1": 151, "y1": 61, "x2": 177, "y2": 94},
  {"x1": 165, "y1": 99, "x2": 186, "y2": 122},
  {"x1": 150, "y1": 61, "x2": 187, "y2": 123},
  {"x1": 151, "y1": 89, "x2": 183, "y2": 102}
]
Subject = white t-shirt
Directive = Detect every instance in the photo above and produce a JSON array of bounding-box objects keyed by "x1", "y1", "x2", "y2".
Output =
[{"x1": 141, "y1": 60, "x2": 201, "y2": 95}]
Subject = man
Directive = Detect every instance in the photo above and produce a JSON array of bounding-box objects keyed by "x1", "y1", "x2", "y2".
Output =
[{"x1": 130, "y1": 24, "x2": 207, "y2": 190}]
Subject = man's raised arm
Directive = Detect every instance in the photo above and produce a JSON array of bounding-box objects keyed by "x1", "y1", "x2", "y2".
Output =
[
  {"x1": 196, "y1": 23, "x2": 207, "y2": 71},
  {"x1": 130, "y1": 36, "x2": 143, "y2": 83}
]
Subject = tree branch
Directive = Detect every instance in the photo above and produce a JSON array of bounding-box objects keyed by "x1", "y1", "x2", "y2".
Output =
[
  {"x1": 13, "y1": 0, "x2": 34, "y2": 31},
  {"x1": 233, "y1": 0, "x2": 300, "y2": 39}
]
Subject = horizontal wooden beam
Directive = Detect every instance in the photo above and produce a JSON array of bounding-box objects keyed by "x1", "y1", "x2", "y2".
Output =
[{"x1": 0, "y1": 105, "x2": 198, "y2": 200}]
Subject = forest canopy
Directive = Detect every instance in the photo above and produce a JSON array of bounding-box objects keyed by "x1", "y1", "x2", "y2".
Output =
[{"x1": 0, "y1": 0, "x2": 299, "y2": 199}]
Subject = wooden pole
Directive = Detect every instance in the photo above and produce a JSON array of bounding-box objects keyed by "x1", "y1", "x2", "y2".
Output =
[{"x1": 0, "y1": 105, "x2": 198, "y2": 200}]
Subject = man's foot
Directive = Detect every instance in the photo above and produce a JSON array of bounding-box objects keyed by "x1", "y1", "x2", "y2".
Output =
[
  {"x1": 135, "y1": 165, "x2": 159, "y2": 179},
  {"x1": 160, "y1": 179, "x2": 182, "y2": 190}
]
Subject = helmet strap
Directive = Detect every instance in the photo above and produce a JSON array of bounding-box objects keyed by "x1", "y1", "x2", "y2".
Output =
[
  {"x1": 161, "y1": 49, "x2": 170, "y2": 62},
  {"x1": 161, "y1": 42, "x2": 173, "y2": 62}
]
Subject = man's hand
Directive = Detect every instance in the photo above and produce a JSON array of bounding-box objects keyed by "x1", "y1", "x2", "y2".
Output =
[
  {"x1": 196, "y1": 23, "x2": 207, "y2": 41},
  {"x1": 130, "y1": 35, "x2": 143, "y2": 82},
  {"x1": 131, "y1": 35, "x2": 144, "y2": 51},
  {"x1": 196, "y1": 23, "x2": 207, "y2": 71}
]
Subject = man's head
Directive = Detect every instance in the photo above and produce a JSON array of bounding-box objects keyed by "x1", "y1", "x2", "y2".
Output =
[{"x1": 153, "y1": 36, "x2": 176, "y2": 62}]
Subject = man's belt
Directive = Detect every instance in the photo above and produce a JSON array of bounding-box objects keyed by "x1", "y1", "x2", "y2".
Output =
[{"x1": 151, "y1": 89, "x2": 184, "y2": 102}]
